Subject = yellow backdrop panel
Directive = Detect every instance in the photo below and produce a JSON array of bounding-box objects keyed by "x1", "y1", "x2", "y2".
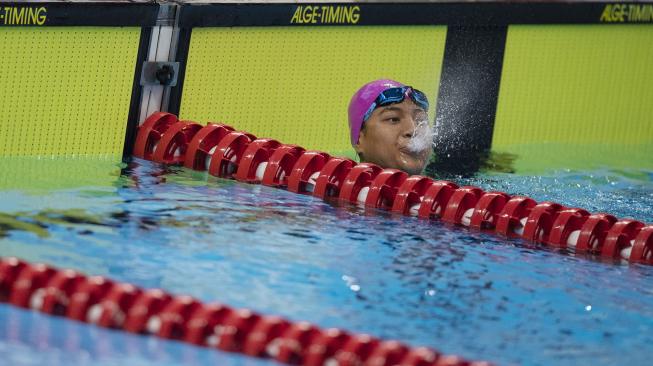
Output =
[
  {"x1": 180, "y1": 26, "x2": 446, "y2": 158},
  {"x1": 493, "y1": 25, "x2": 653, "y2": 172},
  {"x1": 0, "y1": 27, "x2": 140, "y2": 158}
]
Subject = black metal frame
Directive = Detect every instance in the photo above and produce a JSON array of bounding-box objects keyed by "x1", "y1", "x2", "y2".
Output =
[{"x1": 123, "y1": 27, "x2": 154, "y2": 159}]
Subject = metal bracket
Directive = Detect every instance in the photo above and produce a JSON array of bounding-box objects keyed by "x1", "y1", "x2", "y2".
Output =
[
  {"x1": 156, "y1": 4, "x2": 177, "y2": 27},
  {"x1": 140, "y1": 61, "x2": 179, "y2": 87}
]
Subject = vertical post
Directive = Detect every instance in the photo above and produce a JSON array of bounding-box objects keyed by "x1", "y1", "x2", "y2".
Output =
[
  {"x1": 429, "y1": 26, "x2": 508, "y2": 175},
  {"x1": 138, "y1": 4, "x2": 179, "y2": 124},
  {"x1": 122, "y1": 27, "x2": 153, "y2": 160},
  {"x1": 166, "y1": 26, "x2": 192, "y2": 117},
  {"x1": 124, "y1": 4, "x2": 179, "y2": 159}
]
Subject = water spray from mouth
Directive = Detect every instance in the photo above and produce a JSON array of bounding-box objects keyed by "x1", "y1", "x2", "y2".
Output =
[{"x1": 406, "y1": 119, "x2": 436, "y2": 154}]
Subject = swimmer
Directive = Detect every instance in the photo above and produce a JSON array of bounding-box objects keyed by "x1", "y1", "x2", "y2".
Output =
[{"x1": 348, "y1": 79, "x2": 433, "y2": 175}]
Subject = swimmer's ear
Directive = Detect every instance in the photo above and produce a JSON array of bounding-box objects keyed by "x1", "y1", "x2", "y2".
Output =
[{"x1": 354, "y1": 128, "x2": 366, "y2": 159}]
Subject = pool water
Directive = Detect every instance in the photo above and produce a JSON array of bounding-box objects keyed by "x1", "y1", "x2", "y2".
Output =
[{"x1": 1, "y1": 157, "x2": 653, "y2": 366}]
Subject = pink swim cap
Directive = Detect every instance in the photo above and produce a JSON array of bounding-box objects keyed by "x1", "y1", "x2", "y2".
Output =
[{"x1": 348, "y1": 79, "x2": 405, "y2": 147}]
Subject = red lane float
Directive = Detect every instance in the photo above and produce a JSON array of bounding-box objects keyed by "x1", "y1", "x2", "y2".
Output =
[
  {"x1": 9, "y1": 263, "x2": 55, "y2": 308},
  {"x1": 575, "y1": 213, "x2": 617, "y2": 254},
  {"x1": 261, "y1": 145, "x2": 306, "y2": 188},
  {"x1": 522, "y1": 202, "x2": 564, "y2": 243},
  {"x1": 495, "y1": 197, "x2": 536, "y2": 237},
  {"x1": 184, "y1": 303, "x2": 232, "y2": 346},
  {"x1": 339, "y1": 163, "x2": 383, "y2": 204},
  {"x1": 336, "y1": 334, "x2": 381, "y2": 366},
  {"x1": 184, "y1": 123, "x2": 234, "y2": 170},
  {"x1": 392, "y1": 175, "x2": 434, "y2": 216},
  {"x1": 93, "y1": 283, "x2": 142, "y2": 328},
  {"x1": 547, "y1": 208, "x2": 590, "y2": 248},
  {"x1": 442, "y1": 186, "x2": 484, "y2": 226},
  {"x1": 417, "y1": 181, "x2": 458, "y2": 220},
  {"x1": 304, "y1": 328, "x2": 352, "y2": 366},
  {"x1": 156, "y1": 295, "x2": 203, "y2": 339},
  {"x1": 208, "y1": 131, "x2": 256, "y2": 178},
  {"x1": 0, "y1": 258, "x2": 27, "y2": 302},
  {"x1": 133, "y1": 112, "x2": 178, "y2": 160},
  {"x1": 0, "y1": 257, "x2": 483, "y2": 366},
  {"x1": 288, "y1": 151, "x2": 331, "y2": 194},
  {"x1": 214, "y1": 308, "x2": 262, "y2": 352},
  {"x1": 601, "y1": 220, "x2": 645, "y2": 260},
  {"x1": 274, "y1": 322, "x2": 322, "y2": 364},
  {"x1": 469, "y1": 192, "x2": 511, "y2": 230},
  {"x1": 631, "y1": 226, "x2": 653, "y2": 264},
  {"x1": 37, "y1": 269, "x2": 86, "y2": 315},
  {"x1": 67, "y1": 276, "x2": 115, "y2": 322},
  {"x1": 133, "y1": 113, "x2": 653, "y2": 266},
  {"x1": 151, "y1": 121, "x2": 203, "y2": 164},
  {"x1": 123, "y1": 289, "x2": 173, "y2": 333},
  {"x1": 366, "y1": 169, "x2": 408, "y2": 210},
  {"x1": 312, "y1": 157, "x2": 356, "y2": 200},
  {"x1": 242, "y1": 315, "x2": 291, "y2": 357},
  {"x1": 235, "y1": 138, "x2": 282, "y2": 184}
]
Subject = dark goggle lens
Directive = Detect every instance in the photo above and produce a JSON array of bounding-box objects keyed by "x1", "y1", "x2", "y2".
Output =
[
  {"x1": 377, "y1": 87, "x2": 407, "y2": 105},
  {"x1": 378, "y1": 87, "x2": 429, "y2": 110}
]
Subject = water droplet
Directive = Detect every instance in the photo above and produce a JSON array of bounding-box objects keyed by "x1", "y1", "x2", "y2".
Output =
[{"x1": 350, "y1": 285, "x2": 360, "y2": 292}]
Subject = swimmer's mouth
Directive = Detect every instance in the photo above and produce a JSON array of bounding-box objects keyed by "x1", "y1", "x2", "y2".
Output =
[{"x1": 399, "y1": 146, "x2": 425, "y2": 158}]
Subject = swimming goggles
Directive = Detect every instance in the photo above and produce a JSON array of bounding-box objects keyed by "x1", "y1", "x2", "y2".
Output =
[{"x1": 362, "y1": 86, "x2": 429, "y2": 123}]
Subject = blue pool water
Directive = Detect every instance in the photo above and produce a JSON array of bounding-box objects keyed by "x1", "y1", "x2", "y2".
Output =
[{"x1": 1, "y1": 158, "x2": 653, "y2": 366}]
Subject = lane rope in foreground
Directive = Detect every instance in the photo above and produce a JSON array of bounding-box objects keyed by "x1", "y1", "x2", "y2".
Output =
[{"x1": 0, "y1": 257, "x2": 486, "y2": 366}]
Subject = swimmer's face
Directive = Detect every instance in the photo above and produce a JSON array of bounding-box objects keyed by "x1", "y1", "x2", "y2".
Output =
[{"x1": 354, "y1": 99, "x2": 432, "y2": 175}]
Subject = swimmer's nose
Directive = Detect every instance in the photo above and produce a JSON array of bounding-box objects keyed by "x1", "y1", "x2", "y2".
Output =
[{"x1": 401, "y1": 117, "x2": 418, "y2": 138}]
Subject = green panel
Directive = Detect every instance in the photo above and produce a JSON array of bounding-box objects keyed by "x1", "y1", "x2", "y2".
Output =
[
  {"x1": 494, "y1": 25, "x2": 653, "y2": 172},
  {"x1": 0, "y1": 157, "x2": 122, "y2": 191},
  {"x1": 180, "y1": 26, "x2": 446, "y2": 158},
  {"x1": 0, "y1": 27, "x2": 140, "y2": 157},
  {"x1": 486, "y1": 143, "x2": 653, "y2": 175}
]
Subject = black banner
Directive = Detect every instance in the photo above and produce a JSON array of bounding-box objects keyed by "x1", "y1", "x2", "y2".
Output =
[
  {"x1": 0, "y1": 2, "x2": 158, "y2": 27},
  {"x1": 179, "y1": 2, "x2": 653, "y2": 28}
]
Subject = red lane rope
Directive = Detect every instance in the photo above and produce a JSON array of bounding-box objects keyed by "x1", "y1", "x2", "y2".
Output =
[
  {"x1": 134, "y1": 112, "x2": 653, "y2": 265},
  {"x1": 0, "y1": 257, "x2": 486, "y2": 366}
]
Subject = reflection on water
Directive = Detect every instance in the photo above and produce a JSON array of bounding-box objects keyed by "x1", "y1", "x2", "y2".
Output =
[
  {"x1": 427, "y1": 150, "x2": 518, "y2": 176},
  {"x1": 1, "y1": 157, "x2": 653, "y2": 366},
  {"x1": 429, "y1": 143, "x2": 653, "y2": 176},
  {"x1": 0, "y1": 213, "x2": 49, "y2": 239}
]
